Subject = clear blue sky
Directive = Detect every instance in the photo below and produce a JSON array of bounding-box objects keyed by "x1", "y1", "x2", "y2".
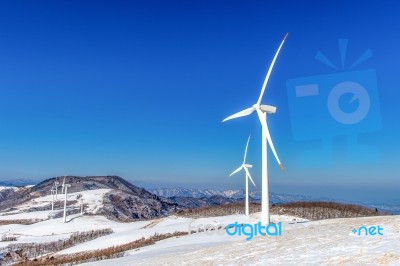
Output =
[{"x1": 0, "y1": 1, "x2": 399, "y2": 204}]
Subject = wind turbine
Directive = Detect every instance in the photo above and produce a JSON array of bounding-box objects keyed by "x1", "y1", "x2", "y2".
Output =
[
  {"x1": 54, "y1": 179, "x2": 59, "y2": 200},
  {"x1": 61, "y1": 176, "x2": 66, "y2": 193},
  {"x1": 229, "y1": 135, "x2": 256, "y2": 216},
  {"x1": 80, "y1": 198, "x2": 84, "y2": 216},
  {"x1": 63, "y1": 184, "x2": 71, "y2": 223},
  {"x1": 50, "y1": 188, "x2": 55, "y2": 211},
  {"x1": 222, "y1": 33, "x2": 288, "y2": 225}
]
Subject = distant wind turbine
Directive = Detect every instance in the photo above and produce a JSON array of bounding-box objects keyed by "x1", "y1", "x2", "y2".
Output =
[
  {"x1": 63, "y1": 184, "x2": 71, "y2": 223},
  {"x1": 61, "y1": 176, "x2": 66, "y2": 193},
  {"x1": 223, "y1": 33, "x2": 288, "y2": 225},
  {"x1": 229, "y1": 135, "x2": 256, "y2": 216},
  {"x1": 54, "y1": 179, "x2": 59, "y2": 200},
  {"x1": 50, "y1": 188, "x2": 55, "y2": 211},
  {"x1": 80, "y1": 198, "x2": 84, "y2": 216}
]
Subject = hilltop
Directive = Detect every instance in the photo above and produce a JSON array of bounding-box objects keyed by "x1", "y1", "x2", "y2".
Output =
[
  {"x1": 0, "y1": 176, "x2": 180, "y2": 222},
  {"x1": 0, "y1": 176, "x2": 397, "y2": 265}
]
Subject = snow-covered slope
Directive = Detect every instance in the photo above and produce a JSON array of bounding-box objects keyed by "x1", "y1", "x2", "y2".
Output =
[
  {"x1": 0, "y1": 210, "x2": 306, "y2": 255},
  {"x1": 0, "y1": 186, "x2": 13, "y2": 192},
  {"x1": 1, "y1": 191, "x2": 399, "y2": 265},
  {"x1": 81, "y1": 215, "x2": 400, "y2": 266},
  {"x1": 0, "y1": 176, "x2": 181, "y2": 222},
  {"x1": 0, "y1": 188, "x2": 111, "y2": 220}
]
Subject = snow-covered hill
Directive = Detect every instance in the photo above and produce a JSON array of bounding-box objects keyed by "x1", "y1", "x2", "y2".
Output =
[
  {"x1": 1, "y1": 184, "x2": 399, "y2": 265},
  {"x1": 0, "y1": 176, "x2": 181, "y2": 222},
  {"x1": 79, "y1": 214, "x2": 400, "y2": 265},
  {"x1": 0, "y1": 198, "x2": 307, "y2": 264}
]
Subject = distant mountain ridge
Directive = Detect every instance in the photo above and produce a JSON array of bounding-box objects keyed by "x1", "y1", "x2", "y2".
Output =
[
  {"x1": 2, "y1": 177, "x2": 399, "y2": 216},
  {"x1": 149, "y1": 187, "x2": 400, "y2": 214},
  {"x1": 148, "y1": 187, "x2": 315, "y2": 203},
  {"x1": 149, "y1": 188, "x2": 246, "y2": 199}
]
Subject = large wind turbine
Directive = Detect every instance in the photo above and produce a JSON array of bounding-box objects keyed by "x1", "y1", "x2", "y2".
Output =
[
  {"x1": 229, "y1": 135, "x2": 256, "y2": 216},
  {"x1": 223, "y1": 33, "x2": 288, "y2": 225}
]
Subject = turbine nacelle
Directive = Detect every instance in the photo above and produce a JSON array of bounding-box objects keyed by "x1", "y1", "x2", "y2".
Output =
[
  {"x1": 243, "y1": 163, "x2": 253, "y2": 168},
  {"x1": 223, "y1": 103, "x2": 283, "y2": 171},
  {"x1": 260, "y1": 105, "x2": 276, "y2": 114},
  {"x1": 252, "y1": 104, "x2": 276, "y2": 114}
]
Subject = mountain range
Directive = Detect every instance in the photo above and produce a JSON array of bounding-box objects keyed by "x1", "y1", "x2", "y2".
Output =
[
  {"x1": 1, "y1": 177, "x2": 399, "y2": 218},
  {"x1": 148, "y1": 187, "x2": 400, "y2": 214}
]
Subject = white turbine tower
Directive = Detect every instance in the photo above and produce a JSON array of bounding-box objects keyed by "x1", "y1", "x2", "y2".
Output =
[
  {"x1": 80, "y1": 198, "x2": 84, "y2": 216},
  {"x1": 54, "y1": 179, "x2": 59, "y2": 200},
  {"x1": 229, "y1": 135, "x2": 256, "y2": 216},
  {"x1": 61, "y1": 176, "x2": 66, "y2": 193},
  {"x1": 63, "y1": 184, "x2": 71, "y2": 223},
  {"x1": 50, "y1": 188, "x2": 55, "y2": 211},
  {"x1": 223, "y1": 33, "x2": 288, "y2": 225}
]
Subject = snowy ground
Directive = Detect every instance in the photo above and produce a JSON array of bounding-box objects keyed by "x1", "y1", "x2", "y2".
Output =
[
  {"x1": 0, "y1": 188, "x2": 111, "y2": 217},
  {"x1": 0, "y1": 189, "x2": 111, "y2": 247},
  {"x1": 1, "y1": 211, "x2": 295, "y2": 252},
  {"x1": 80, "y1": 215, "x2": 400, "y2": 266},
  {"x1": 0, "y1": 194, "x2": 306, "y2": 255},
  {"x1": 1, "y1": 189, "x2": 399, "y2": 265}
]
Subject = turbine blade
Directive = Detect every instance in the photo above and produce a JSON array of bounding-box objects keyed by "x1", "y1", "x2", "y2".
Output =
[
  {"x1": 230, "y1": 166, "x2": 243, "y2": 176},
  {"x1": 256, "y1": 109, "x2": 285, "y2": 172},
  {"x1": 245, "y1": 168, "x2": 256, "y2": 187},
  {"x1": 222, "y1": 107, "x2": 254, "y2": 123},
  {"x1": 257, "y1": 33, "x2": 288, "y2": 105},
  {"x1": 243, "y1": 134, "x2": 251, "y2": 164}
]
